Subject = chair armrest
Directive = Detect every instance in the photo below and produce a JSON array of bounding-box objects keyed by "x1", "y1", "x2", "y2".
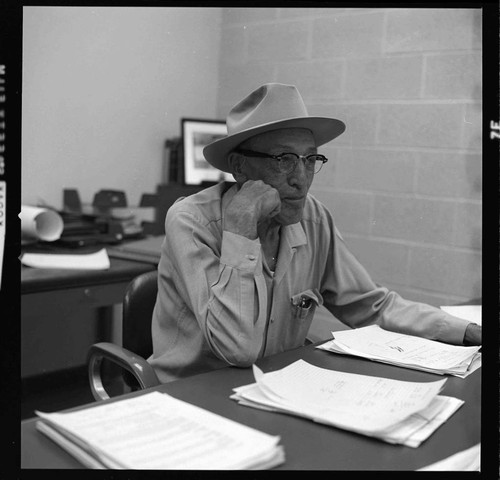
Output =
[{"x1": 87, "y1": 342, "x2": 160, "y2": 401}]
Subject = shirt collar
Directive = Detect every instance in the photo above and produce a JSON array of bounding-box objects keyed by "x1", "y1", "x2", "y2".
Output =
[{"x1": 282, "y1": 221, "x2": 307, "y2": 249}]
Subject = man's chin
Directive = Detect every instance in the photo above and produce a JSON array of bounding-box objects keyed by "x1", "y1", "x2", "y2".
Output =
[{"x1": 275, "y1": 209, "x2": 303, "y2": 226}]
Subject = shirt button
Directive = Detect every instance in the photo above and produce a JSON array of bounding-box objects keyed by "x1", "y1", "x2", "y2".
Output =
[
  {"x1": 246, "y1": 254, "x2": 256, "y2": 261},
  {"x1": 270, "y1": 318, "x2": 274, "y2": 323}
]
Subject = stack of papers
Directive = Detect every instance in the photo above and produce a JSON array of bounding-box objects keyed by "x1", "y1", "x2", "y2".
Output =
[
  {"x1": 231, "y1": 360, "x2": 463, "y2": 448},
  {"x1": 21, "y1": 248, "x2": 110, "y2": 270},
  {"x1": 316, "y1": 325, "x2": 481, "y2": 377},
  {"x1": 36, "y1": 392, "x2": 284, "y2": 469}
]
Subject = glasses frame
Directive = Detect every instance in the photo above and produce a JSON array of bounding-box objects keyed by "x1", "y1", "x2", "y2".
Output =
[{"x1": 235, "y1": 148, "x2": 328, "y2": 174}]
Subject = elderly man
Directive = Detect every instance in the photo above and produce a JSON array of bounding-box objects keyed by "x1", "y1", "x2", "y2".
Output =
[{"x1": 149, "y1": 83, "x2": 481, "y2": 383}]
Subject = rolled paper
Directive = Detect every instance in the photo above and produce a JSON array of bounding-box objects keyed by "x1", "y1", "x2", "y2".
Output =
[{"x1": 20, "y1": 205, "x2": 64, "y2": 242}]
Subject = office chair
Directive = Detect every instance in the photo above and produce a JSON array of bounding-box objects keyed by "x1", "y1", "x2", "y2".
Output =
[
  {"x1": 88, "y1": 269, "x2": 317, "y2": 401},
  {"x1": 88, "y1": 270, "x2": 161, "y2": 401}
]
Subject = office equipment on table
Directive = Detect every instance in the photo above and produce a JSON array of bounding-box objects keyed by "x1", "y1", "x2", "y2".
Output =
[
  {"x1": 231, "y1": 360, "x2": 462, "y2": 448},
  {"x1": 58, "y1": 188, "x2": 154, "y2": 246},
  {"x1": 106, "y1": 235, "x2": 163, "y2": 264},
  {"x1": 91, "y1": 189, "x2": 155, "y2": 236},
  {"x1": 88, "y1": 270, "x2": 160, "y2": 401},
  {"x1": 85, "y1": 194, "x2": 140, "y2": 237},
  {"x1": 20, "y1": 339, "x2": 482, "y2": 470},
  {"x1": 54, "y1": 210, "x2": 123, "y2": 248},
  {"x1": 91, "y1": 189, "x2": 127, "y2": 209},
  {"x1": 316, "y1": 325, "x2": 481, "y2": 377},
  {"x1": 65, "y1": 185, "x2": 204, "y2": 240},
  {"x1": 35, "y1": 391, "x2": 284, "y2": 470},
  {"x1": 21, "y1": 248, "x2": 110, "y2": 270},
  {"x1": 440, "y1": 305, "x2": 482, "y2": 326},
  {"x1": 62, "y1": 188, "x2": 129, "y2": 244}
]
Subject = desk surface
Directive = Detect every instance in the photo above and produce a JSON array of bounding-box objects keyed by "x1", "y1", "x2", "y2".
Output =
[
  {"x1": 21, "y1": 252, "x2": 156, "y2": 377},
  {"x1": 21, "y1": 342, "x2": 481, "y2": 470},
  {"x1": 21, "y1": 255, "x2": 155, "y2": 294}
]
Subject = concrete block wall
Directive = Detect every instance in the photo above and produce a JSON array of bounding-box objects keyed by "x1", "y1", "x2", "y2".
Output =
[{"x1": 216, "y1": 7, "x2": 482, "y2": 307}]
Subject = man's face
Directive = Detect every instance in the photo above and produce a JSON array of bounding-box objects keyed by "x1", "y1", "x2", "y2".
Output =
[{"x1": 237, "y1": 128, "x2": 316, "y2": 226}]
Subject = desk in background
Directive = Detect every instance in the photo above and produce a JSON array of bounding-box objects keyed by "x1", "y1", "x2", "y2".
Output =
[
  {"x1": 21, "y1": 255, "x2": 155, "y2": 378},
  {"x1": 21, "y1": 342, "x2": 481, "y2": 471},
  {"x1": 20, "y1": 181, "x2": 206, "y2": 374}
]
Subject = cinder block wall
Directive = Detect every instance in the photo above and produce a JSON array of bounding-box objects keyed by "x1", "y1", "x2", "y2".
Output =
[{"x1": 216, "y1": 7, "x2": 482, "y2": 307}]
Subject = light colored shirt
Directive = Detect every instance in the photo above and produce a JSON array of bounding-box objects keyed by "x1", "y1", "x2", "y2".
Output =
[{"x1": 149, "y1": 182, "x2": 470, "y2": 383}]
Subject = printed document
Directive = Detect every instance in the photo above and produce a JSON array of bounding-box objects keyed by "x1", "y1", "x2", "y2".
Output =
[
  {"x1": 254, "y1": 360, "x2": 445, "y2": 431},
  {"x1": 231, "y1": 360, "x2": 463, "y2": 447},
  {"x1": 317, "y1": 325, "x2": 481, "y2": 377}
]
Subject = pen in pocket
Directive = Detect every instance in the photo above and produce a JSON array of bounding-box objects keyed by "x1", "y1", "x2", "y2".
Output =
[{"x1": 299, "y1": 297, "x2": 312, "y2": 309}]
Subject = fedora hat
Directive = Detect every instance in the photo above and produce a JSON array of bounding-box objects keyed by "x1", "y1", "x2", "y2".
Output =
[{"x1": 203, "y1": 83, "x2": 345, "y2": 172}]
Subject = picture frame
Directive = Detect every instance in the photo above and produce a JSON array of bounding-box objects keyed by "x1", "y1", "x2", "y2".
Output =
[{"x1": 181, "y1": 118, "x2": 234, "y2": 185}]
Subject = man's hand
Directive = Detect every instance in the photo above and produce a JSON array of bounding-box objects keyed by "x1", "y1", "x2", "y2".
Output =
[
  {"x1": 463, "y1": 323, "x2": 481, "y2": 346},
  {"x1": 224, "y1": 180, "x2": 281, "y2": 239}
]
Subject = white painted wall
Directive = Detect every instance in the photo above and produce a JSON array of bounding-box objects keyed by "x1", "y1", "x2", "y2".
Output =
[{"x1": 22, "y1": 6, "x2": 222, "y2": 208}]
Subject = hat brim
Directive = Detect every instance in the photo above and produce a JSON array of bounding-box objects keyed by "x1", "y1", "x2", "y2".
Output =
[{"x1": 203, "y1": 116, "x2": 345, "y2": 173}]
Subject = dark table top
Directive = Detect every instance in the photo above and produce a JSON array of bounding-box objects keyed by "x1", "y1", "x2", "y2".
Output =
[
  {"x1": 21, "y1": 247, "x2": 155, "y2": 294},
  {"x1": 21, "y1": 341, "x2": 482, "y2": 471}
]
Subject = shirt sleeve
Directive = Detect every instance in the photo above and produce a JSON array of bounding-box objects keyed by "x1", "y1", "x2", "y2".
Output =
[
  {"x1": 161, "y1": 208, "x2": 269, "y2": 366},
  {"x1": 321, "y1": 225, "x2": 470, "y2": 345}
]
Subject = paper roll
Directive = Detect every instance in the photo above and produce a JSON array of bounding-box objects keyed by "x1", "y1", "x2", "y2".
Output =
[{"x1": 20, "y1": 205, "x2": 64, "y2": 242}]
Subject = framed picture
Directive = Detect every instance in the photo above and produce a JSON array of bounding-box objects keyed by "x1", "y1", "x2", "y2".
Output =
[{"x1": 182, "y1": 118, "x2": 234, "y2": 185}]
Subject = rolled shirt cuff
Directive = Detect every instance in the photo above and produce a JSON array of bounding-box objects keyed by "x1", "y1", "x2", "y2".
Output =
[
  {"x1": 221, "y1": 230, "x2": 262, "y2": 271},
  {"x1": 439, "y1": 315, "x2": 472, "y2": 345}
]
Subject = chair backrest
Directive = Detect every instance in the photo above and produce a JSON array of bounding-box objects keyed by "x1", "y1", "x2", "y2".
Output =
[{"x1": 122, "y1": 269, "x2": 158, "y2": 360}]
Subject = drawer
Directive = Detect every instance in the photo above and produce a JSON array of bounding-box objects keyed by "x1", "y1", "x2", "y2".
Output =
[{"x1": 21, "y1": 282, "x2": 130, "y2": 377}]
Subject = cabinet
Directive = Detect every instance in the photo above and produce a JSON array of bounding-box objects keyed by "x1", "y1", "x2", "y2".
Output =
[{"x1": 21, "y1": 257, "x2": 154, "y2": 378}]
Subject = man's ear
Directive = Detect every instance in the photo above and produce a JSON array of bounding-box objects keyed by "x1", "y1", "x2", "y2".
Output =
[{"x1": 227, "y1": 152, "x2": 247, "y2": 183}]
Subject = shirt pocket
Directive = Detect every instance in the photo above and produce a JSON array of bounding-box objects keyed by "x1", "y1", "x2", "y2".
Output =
[{"x1": 290, "y1": 289, "x2": 324, "y2": 321}]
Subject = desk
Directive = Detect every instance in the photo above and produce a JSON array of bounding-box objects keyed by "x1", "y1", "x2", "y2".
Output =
[
  {"x1": 21, "y1": 255, "x2": 155, "y2": 377},
  {"x1": 21, "y1": 342, "x2": 481, "y2": 470}
]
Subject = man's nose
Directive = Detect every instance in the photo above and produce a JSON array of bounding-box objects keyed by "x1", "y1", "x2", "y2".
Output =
[{"x1": 288, "y1": 158, "x2": 310, "y2": 187}]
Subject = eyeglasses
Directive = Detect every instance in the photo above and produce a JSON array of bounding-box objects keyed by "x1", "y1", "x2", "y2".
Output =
[{"x1": 235, "y1": 148, "x2": 328, "y2": 174}]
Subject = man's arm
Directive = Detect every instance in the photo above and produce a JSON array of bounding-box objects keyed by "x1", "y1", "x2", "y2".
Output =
[
  {"x1": 160, "y1": 181, "x2": 283, "y2": 365},
  {"x1": 161, "y1": 203, "x2": 269, "y2": 367},
  {"x1": 319, "y1": 215, "x2": 479, "y2": 346}
]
